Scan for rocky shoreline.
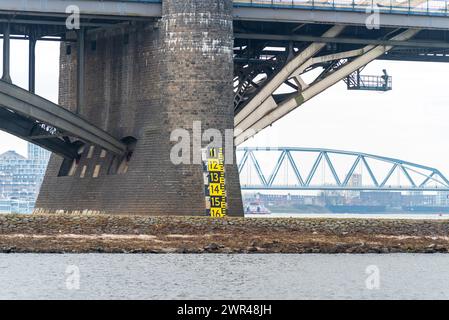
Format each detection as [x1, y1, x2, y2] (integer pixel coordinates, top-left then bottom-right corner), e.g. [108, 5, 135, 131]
[0, 214, 448, 254]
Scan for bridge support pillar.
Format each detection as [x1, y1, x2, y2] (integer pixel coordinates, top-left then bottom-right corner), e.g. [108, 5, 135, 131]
[28, 34, 36, 93]
[36, 0, 243, 216]
[2, 23, 11, 83]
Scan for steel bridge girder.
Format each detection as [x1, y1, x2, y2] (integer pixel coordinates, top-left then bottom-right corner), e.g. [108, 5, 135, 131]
[238, 147, 449, 192]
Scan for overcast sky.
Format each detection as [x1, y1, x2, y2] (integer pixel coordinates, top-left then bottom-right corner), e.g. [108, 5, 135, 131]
[1, 40, 448, 177]
[241, 60, 449, 177]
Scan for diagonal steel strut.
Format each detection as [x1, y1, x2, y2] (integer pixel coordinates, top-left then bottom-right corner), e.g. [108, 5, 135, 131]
[234, 25, 346, 127]
[235, 29, 420, 145]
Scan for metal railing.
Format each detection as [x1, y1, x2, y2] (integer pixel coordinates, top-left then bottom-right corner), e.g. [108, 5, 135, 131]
[234, 0, 449, 17]
[345, 73, 393, 91]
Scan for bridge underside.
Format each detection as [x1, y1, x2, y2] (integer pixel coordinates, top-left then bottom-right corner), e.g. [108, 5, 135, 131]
[233, 21, 449, 143]
[234, 21, 449, 64]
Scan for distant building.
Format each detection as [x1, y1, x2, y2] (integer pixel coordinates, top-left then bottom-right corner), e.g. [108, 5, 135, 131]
[360, 191, 402, 207]
[0, 143, 50, 214]
[401, 193, 437, 207]
[345, 173, 363, 199]
[28, 143, 51, 162]
[350, 174, 363, 187]
[436, 192, 449, 206]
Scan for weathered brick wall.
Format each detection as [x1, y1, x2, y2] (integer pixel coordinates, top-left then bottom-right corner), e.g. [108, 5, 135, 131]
[160, 0, 243, 216]
[36, 0, 244, 216]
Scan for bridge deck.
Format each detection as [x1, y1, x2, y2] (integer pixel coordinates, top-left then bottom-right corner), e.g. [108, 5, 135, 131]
[0, 0, 162, 19]
[235, 0, 449, 17]
[234, 0, 449, 30]
[0, 0, 448, 30]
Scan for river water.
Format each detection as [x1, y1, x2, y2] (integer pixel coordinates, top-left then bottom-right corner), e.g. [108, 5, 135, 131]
[247, 212, 449, 220]
[0, 254, 448, 300]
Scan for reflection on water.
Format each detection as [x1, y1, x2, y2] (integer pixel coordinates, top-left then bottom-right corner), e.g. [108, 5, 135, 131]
[0, 254, 448, 300]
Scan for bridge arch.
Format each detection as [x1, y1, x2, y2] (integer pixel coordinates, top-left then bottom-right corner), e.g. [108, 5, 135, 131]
[0, 81, 127, 159]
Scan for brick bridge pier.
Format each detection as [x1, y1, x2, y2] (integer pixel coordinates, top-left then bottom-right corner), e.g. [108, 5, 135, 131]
[36, 0, 244, 216]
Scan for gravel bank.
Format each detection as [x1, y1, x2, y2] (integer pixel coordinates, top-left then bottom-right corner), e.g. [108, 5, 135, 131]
[0, 214, 448, 254]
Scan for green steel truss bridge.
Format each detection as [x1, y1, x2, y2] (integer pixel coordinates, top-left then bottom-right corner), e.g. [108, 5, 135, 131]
[238, 147, 449, 191]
